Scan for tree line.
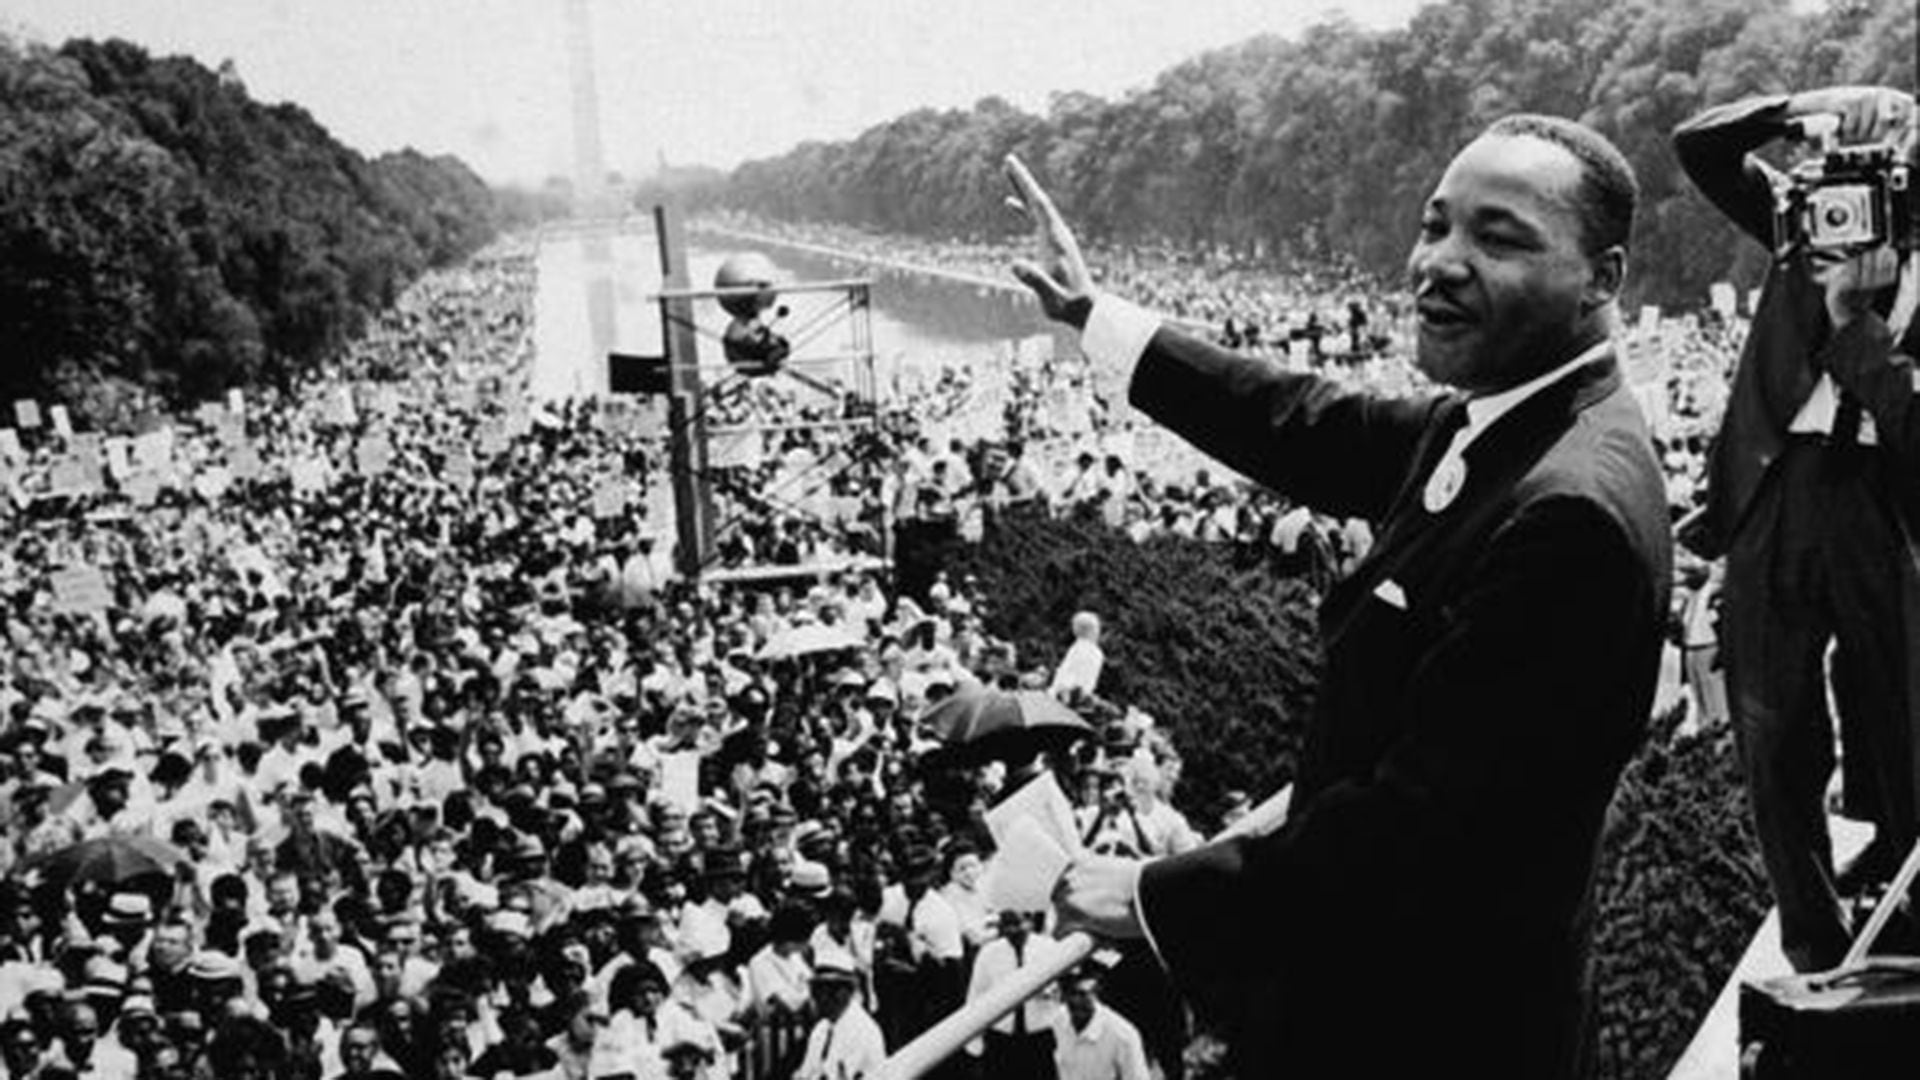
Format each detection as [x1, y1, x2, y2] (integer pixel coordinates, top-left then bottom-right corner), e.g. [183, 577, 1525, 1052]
[0, 34, 513, 418]
[681, 0, 1915, 308]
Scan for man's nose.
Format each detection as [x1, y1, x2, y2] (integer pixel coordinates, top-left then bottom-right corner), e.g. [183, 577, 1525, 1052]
[1410, 238, 1470, 292]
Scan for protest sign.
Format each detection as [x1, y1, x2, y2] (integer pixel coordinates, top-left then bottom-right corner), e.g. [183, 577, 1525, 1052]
[591, 477, 628, 520]
[51, 564, 113, 615]
[444, 448, 476, 489]
[660, 751, 701, 813]
[291, 457, 330, 494]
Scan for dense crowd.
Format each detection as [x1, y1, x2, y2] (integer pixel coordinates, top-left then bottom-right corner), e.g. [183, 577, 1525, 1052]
[0, 234, 1217, 1080]
[0, 216, 1752, 1080]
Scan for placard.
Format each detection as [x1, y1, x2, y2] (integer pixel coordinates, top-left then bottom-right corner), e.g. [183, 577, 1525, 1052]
[13, 400, 41, 429]
[659, 751, 701, 813]
[48, 455, 101, 496]
[194, 466, 234, 501]
[104, 438, 133, 479]
[290, 456, 330, 494]
[49, 405, 72, 438]
[477, 421, 510, 457]
[123, 470, 162, 506]
[708, 430, 759, 470]
[356, 435, 393, 477]
[324, 386, 358, 427]
[227, 388, 246, 418]
[443, 449, 475, 490]
[132, 428, 175, 470]
[591, 477, 628, 520]
[228, 440, 263, 481]
[51, 564, 113, 615]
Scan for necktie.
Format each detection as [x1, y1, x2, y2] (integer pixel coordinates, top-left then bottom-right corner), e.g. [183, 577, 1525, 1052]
[1421, 405, 1473, 514]
[1834, 259, 1917, 446]
[1831, 391, 1863, 446]
[1012, 938, 1026, 1035]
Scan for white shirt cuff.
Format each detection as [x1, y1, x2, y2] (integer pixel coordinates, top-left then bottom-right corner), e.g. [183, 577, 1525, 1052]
[1129, 860, 1170, 971]
[1080, 294, 1162, 378]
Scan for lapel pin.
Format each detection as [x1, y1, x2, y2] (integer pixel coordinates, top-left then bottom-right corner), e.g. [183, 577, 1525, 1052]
[1423, 454, 1466, 513]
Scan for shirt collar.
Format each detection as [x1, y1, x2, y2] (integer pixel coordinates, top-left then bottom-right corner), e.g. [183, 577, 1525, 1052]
[1461, 339, 1612, 442]
[1071, 1006, 1111, 1043]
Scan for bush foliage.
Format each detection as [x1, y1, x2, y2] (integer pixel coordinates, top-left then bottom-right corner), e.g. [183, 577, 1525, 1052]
[961, 511, 1766, 1079]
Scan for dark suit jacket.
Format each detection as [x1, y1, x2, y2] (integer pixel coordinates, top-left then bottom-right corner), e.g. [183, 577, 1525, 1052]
[1126, 329, 1672, 1079]
[1673, 93, 1920, 555]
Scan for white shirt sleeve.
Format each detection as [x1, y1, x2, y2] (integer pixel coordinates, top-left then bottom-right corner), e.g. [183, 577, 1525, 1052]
[1079, 295, 1163, 384]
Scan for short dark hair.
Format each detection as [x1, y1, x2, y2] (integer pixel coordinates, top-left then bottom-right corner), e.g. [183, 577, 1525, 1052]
[1482, 113, 1638, 255]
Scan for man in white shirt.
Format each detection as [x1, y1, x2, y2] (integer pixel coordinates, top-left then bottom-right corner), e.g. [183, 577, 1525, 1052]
[744, 905, 814, 1018]
[964, 911, 1061, 1080]
[1050, 965, 1150, 1080]
[794, 954, 884, 1080]
[1048, 612, 1105, 701]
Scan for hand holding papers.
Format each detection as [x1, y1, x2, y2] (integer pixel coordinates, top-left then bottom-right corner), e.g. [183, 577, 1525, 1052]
[980, 769, 1081, 913]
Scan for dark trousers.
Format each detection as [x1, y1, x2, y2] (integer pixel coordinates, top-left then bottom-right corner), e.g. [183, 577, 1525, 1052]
[981, 1030, 1056, 1080]
[1723, 439, 1918, 971]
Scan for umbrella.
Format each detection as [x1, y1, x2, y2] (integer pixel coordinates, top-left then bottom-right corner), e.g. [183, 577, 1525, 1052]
[27, 836, 187, 896]
[757, 622, 865, 661]
[918, 686, 1093, 769]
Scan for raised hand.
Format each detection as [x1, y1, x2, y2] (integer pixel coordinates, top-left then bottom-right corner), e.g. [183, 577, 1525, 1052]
[1004, 154, 1095, 329]
[1789, 85, 1915, 148]
[1051, 852, 1145, 941]
[1813, 244, 1902, 329]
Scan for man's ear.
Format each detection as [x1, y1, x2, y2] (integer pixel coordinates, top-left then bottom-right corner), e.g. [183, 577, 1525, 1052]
[1584, 246, 1626, 313]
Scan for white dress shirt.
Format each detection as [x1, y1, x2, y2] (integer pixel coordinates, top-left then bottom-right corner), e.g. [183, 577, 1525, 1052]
[964, 934, 1064, 1051]
[1051, 1003, 1151, 1080]
[794, 1003, 886, 1080]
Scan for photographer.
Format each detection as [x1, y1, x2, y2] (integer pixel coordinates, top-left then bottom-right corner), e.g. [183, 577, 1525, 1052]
[1674, 85, 1920, 973]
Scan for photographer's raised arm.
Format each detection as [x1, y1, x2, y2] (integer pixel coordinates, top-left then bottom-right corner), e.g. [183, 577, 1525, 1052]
[1672, 87, 1916, 246]
[1002, 155, 1440, 522]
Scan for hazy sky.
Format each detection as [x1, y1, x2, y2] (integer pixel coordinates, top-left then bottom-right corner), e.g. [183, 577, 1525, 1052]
[6, 0, 1430, 185]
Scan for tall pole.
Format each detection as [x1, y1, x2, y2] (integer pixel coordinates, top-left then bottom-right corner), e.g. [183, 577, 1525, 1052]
[656, 205, 716, 576]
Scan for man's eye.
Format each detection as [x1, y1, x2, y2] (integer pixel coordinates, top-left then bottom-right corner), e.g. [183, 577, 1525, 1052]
[1419, 219, 1446, 240]
[1479, 229, 1532, 251]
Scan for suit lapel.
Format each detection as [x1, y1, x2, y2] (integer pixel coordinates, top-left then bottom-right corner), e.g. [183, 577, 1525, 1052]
[1323, 356, 1624, 641]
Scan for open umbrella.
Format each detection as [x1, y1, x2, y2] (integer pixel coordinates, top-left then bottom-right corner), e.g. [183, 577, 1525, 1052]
[757, 622, 865, 661]
[27, 835, 187, 896]
[918, 686, 1093, 769]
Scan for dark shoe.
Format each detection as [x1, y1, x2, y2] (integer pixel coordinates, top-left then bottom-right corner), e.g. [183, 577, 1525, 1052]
[1836, 837, 1902, 897]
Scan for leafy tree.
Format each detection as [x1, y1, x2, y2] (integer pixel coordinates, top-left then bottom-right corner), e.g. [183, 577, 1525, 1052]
[700, 0, 1917, 308]
[0, 32, 508, 415]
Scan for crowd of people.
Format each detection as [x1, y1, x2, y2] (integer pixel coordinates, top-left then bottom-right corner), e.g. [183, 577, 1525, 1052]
[0, 208, 1758, 1080]
[0, 231, 1221, 1080]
